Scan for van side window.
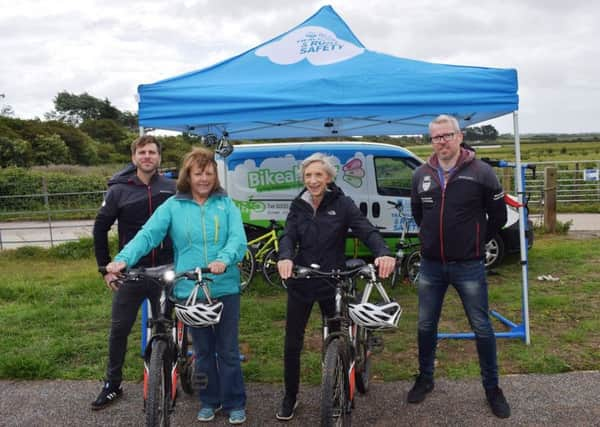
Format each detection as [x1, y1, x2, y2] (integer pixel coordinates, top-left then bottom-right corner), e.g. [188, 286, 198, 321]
[374, 157, 419, 197]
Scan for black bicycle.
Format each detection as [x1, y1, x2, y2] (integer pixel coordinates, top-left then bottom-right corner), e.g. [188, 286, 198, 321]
[292, 260, 402, 427]
[387, 200, 421, 287]
[105, 265, 217, 427]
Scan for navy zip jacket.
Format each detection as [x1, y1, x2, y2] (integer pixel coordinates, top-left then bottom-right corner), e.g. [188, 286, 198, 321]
[279, 183, 391, 299]
[93, 164, 175, 269]
[411, 148, 507, 263]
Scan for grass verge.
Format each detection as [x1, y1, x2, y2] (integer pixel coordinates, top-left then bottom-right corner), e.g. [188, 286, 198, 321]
[0, 234, 598, 384]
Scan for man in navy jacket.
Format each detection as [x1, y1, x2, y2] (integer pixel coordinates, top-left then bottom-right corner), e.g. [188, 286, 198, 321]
[408, 115, 510, 419]
[91, 135, 174, 410]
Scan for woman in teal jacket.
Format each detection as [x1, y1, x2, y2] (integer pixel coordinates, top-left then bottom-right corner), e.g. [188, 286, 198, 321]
[106, 147, 248, 424]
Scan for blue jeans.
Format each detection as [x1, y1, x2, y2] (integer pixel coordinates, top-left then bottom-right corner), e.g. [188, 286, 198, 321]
[189, 293, 246, 411]
[417, 258, 499, 389]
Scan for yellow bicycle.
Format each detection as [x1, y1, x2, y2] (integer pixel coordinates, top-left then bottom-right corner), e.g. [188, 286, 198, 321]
[239, 220, 285, 290]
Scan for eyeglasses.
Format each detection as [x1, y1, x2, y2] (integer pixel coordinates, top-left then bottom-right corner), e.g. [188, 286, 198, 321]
[430, 132, 456, 144]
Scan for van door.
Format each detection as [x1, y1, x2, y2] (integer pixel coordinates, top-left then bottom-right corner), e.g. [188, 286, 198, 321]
[366, 156, 421, 234]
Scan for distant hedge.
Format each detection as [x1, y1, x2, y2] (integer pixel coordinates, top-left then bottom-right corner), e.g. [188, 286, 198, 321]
[0, 167, 107, 216]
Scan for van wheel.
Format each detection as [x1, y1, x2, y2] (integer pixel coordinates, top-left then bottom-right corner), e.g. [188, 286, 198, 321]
[485, 235, 505, 269]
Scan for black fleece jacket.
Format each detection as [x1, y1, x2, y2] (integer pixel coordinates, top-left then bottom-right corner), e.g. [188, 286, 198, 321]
[411, 148, 507, 263]
[279, 183, 391, 272]
[93, 164, 175, 269]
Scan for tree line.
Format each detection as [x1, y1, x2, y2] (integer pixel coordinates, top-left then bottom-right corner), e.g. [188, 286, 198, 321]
[0, 91, 499, 168]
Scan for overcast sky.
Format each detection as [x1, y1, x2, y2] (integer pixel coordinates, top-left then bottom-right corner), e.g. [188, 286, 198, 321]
[1, 0, 598, 134]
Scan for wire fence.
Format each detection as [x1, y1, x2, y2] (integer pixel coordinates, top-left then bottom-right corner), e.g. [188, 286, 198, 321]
[520, 160, 600, 207]
[0, 177, 106, 248]
[1, 160, 599, 249]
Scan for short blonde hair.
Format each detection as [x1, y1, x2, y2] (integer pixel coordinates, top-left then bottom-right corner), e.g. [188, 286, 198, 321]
[176, 147, 222, 194]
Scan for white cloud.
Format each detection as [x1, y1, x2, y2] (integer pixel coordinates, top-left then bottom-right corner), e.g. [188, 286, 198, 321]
[1, 0, 599, 133]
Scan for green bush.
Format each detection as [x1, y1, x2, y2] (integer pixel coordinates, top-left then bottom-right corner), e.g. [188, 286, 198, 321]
[47, 237, 96, 260]
[0, 167, 107, 214]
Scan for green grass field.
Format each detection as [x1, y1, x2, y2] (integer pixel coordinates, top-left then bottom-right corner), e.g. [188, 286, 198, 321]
[1, 234, 598, 384]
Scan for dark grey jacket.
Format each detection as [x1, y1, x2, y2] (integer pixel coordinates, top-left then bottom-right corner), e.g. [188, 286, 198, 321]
[93, 164, 175, 269]
[411, 148, 507, 263]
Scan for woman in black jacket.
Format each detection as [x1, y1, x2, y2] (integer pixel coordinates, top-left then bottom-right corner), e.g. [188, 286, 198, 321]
[274, 153, 395, 421]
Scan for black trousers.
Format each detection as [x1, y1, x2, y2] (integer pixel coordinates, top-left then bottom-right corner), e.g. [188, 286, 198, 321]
[283, 286, 335, 398]
[105, 279, 160, 384]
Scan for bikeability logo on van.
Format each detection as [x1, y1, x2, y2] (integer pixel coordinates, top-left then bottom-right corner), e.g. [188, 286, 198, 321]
[248, 166, 301, 192]
[255, 26, 364, 66]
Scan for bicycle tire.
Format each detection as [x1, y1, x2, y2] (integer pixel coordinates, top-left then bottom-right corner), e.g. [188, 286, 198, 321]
[406, 251, 421, 286]
[261, 248, 285, 289]
[239, 247, 256, 291]
[320, 339, 351, 427]
[179, 326, 195, 395]
[355, 326, 371, 394]
[390, 259, 402, 288]
[146, 340, 171, 427]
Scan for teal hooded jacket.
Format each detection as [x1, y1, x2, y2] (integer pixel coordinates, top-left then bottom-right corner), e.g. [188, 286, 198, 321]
[114, 190, 247, 299]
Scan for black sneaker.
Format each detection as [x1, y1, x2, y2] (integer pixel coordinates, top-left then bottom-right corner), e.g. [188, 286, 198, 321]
[407, 374, 434, 403]
[91, 381, 123, 410]
[275, 396, 298, 421]
[486, 386, 511, 418]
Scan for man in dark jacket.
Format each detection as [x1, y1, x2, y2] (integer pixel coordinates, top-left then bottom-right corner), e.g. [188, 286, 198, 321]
[408, 115, 510, 418]
[91, 135, 175, 410]
[275, 153, 395, 421]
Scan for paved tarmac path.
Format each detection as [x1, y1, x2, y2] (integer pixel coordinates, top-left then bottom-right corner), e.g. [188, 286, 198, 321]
[1, 371, 599, 426]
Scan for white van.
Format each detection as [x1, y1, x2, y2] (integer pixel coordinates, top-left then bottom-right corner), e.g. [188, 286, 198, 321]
[217, 141, 420, 230]
[216, 141, 530, 267]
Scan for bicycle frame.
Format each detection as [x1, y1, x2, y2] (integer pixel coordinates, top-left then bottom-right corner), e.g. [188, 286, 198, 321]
[242, 220, 285, 289]
[246, 219, 281, 262]
[247, 228, 279, 262]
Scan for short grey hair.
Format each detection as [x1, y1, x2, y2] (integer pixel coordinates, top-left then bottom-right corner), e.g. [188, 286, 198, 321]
[429, 114, 460, 133]
[300, 153, 337, 180]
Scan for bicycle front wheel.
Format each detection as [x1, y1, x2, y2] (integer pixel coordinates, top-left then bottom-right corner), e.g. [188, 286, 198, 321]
[320, 339, 351, 427]
[146, 340, 172, 427]
[179, 325, 195, 395]
[239, 248, 256, 291]
[355, 326, 372, 394]
[261, 248, 285, 289]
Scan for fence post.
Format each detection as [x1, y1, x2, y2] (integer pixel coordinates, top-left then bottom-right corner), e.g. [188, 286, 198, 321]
[42, 177, 55, 247]
[502, 168, 513, 193]
[544, 167, 557, 233]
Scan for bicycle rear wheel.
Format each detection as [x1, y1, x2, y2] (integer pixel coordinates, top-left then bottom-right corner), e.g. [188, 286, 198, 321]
[146, 340, 172, 427]
[355, 326, 372, 394]
[239, 248, 256, 291]
[320, 339, 351, 427]
[406, 251, 421, 286]
[261, 248, 285, 289]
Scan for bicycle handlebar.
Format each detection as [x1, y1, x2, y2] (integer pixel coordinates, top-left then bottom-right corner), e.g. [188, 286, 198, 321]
[292, 262, 376, 281]
[99, 265, 214, 286]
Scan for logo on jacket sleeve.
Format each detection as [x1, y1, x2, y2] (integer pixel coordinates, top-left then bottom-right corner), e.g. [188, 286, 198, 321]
[422, 175, 432, 192]
[327, 210, 337, 215]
